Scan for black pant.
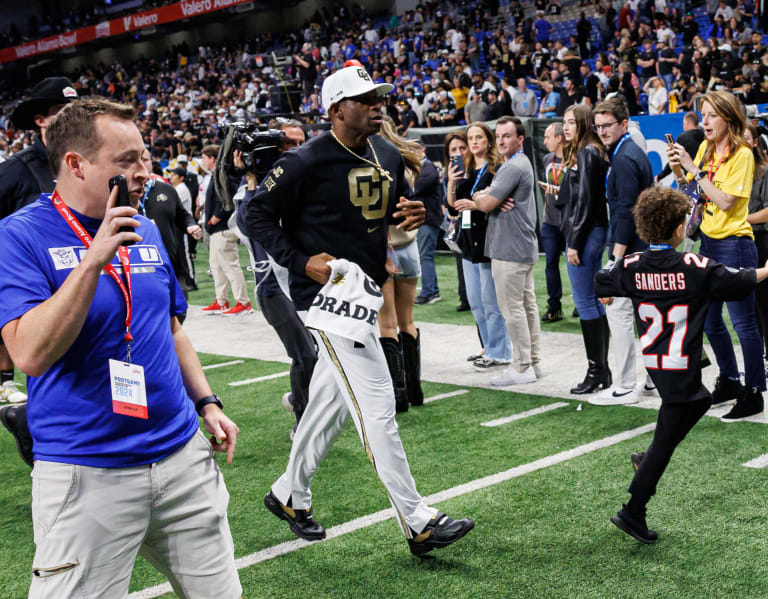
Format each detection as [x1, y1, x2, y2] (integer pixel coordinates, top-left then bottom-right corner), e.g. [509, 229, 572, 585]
[455, 253, 468, 305]
[629, 397, 711, 504]
[257, 292, 317, 418]
[753, 230, 768, 356]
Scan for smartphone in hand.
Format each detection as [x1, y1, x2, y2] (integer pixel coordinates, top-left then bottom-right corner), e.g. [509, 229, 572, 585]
[664, 133, 675, 145]
[449, 154, 465, 178]
[109, 174, 135, 246]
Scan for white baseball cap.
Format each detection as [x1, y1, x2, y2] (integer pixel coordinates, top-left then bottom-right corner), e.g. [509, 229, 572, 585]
[321, 66, 393, 111]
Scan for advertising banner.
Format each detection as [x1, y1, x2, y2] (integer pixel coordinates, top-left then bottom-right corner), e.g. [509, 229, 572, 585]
[0, 0, 253, 64]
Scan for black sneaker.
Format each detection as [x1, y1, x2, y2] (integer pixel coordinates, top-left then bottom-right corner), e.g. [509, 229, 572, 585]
[541, 308, 564, 323]
[711, 376, 742, 407]
[407, 512, 475, 556]
[0, 404, 33, 468]
[610, 505, 658, 544]
[456, 302, 471, 312]
[721, 388, 764, 422]
[264, 491, 326, 541]
[631, 451, 645, 472]
[415, 292, 441, 305]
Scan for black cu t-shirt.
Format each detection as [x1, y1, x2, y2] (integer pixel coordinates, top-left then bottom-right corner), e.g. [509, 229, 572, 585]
[595, 249, 756, 403]
[245, 131, 409, 310]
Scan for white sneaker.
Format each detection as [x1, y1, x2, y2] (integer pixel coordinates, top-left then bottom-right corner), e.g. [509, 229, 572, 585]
[282, 392, 294, 413]
[533, 365, 543, 379]
[588, 386, 640, 406]
[1, 381, 26, 403]
[490, 366, 537, 386]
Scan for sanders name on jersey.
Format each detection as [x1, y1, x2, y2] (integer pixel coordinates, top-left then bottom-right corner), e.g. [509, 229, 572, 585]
[634, 272, 687, 291]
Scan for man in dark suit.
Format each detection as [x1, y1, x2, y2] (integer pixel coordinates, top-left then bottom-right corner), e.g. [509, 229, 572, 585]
[140, 152, 202, 311]
[592, 98, 655, 406]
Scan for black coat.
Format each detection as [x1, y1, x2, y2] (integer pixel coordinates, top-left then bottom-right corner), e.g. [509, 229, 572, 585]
[451, 165, 496, 263]
[144, 179, 196, 280]
[413, 159, 444, 229]
[0, 138, 54, 219]
[558, 145, 609, 254]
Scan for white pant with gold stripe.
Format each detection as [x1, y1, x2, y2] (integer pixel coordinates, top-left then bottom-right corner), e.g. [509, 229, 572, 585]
[271, 328, 437, 538]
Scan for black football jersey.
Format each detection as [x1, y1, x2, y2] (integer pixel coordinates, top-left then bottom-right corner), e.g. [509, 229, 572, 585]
[245, 131, 409, 311]
[595, 249, 757, 403]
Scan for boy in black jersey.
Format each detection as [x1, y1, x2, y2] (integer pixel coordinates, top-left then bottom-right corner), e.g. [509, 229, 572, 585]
[595, 187, 768, 544]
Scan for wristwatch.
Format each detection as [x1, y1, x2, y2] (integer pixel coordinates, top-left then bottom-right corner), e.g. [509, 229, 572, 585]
[195, 393, 223, 415]
[694, 170, 707, 182]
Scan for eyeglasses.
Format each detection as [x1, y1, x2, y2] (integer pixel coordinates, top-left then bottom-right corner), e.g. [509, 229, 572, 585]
[595, 121, 618, 131]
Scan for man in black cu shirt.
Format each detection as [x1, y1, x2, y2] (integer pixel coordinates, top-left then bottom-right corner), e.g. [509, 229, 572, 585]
[595, 187, 768, 545]
[245, 65, 474, 557]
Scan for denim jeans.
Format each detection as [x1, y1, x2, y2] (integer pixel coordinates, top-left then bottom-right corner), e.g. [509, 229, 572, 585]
[417, 224, 440, 296]
[541, 222, 566, 312]
[462, 259, 512, 362]
[566, 226, 607, 321]
[699, 233, 766, 390]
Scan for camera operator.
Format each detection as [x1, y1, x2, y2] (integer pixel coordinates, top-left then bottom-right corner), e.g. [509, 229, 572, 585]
[0, 77, 78, 468]
[236, 118, 317, 439]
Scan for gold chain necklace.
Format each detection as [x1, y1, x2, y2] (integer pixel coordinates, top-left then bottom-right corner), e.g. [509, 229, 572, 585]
[330, 130, 393, 182]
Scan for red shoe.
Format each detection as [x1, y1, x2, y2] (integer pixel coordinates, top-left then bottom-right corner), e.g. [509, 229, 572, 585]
[222, 302, 253, 316]
[202, 300, 229, 314]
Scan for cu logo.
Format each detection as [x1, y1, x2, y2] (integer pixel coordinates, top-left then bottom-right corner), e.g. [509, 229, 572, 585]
[363, 277, 382, 298]
[347, 167, 389, 220]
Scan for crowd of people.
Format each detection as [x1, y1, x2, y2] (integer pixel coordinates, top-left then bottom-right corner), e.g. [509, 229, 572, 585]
[3, 0, 768, 163]
[3, 0, 768, 593]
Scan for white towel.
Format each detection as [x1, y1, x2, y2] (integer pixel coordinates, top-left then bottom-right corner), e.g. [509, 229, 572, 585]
[305, 259, 384, 344]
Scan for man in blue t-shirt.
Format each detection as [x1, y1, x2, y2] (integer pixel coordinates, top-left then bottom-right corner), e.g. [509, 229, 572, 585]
[0, 98, 242, 598]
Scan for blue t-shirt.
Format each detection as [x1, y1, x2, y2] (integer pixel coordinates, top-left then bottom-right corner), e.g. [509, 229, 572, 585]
[0, 196, 198, 467]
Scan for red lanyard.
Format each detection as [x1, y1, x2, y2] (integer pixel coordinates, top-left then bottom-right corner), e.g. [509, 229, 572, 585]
[50, 191, 135, 357]
[707, 145, 729, 183]
[552, 159, 563, 186]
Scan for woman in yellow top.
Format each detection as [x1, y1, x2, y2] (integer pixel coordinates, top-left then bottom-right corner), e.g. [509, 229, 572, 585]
[667, 90, 765, 421]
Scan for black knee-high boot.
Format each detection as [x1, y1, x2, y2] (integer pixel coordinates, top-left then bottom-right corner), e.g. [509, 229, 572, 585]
[400, 329, 424, 407]
[571, 317, 613, 394]
[380, 337, 409, 412]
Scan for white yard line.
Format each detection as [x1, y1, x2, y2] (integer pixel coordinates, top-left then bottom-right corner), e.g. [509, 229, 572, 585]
[742, 453, 768, 469]
[228, 371, 290, 387]
[202, 360, 245, 371]
[129, 421, 656, 599]
[481, 402, 570, 427]
[424, 389, 469, 404]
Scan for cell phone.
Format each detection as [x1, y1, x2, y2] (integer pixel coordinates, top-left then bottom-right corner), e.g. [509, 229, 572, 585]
[538, 180, 559, 192]
[450, 154, 465, 177]
[109, 174, 135, 246]
[665, 133, 675, 145]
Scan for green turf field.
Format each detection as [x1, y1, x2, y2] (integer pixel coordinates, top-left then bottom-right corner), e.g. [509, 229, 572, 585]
[2, 353, 767, 598]
[187, 245, 584, 335]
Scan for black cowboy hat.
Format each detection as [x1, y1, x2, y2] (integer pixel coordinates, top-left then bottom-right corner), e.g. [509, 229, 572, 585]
[11, 77, 78, 130]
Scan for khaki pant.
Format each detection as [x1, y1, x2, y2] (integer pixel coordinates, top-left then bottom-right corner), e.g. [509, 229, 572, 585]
[209, 229, 249, 305]
[491, 259, 541, 372]
[29, 431, 241, 599]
